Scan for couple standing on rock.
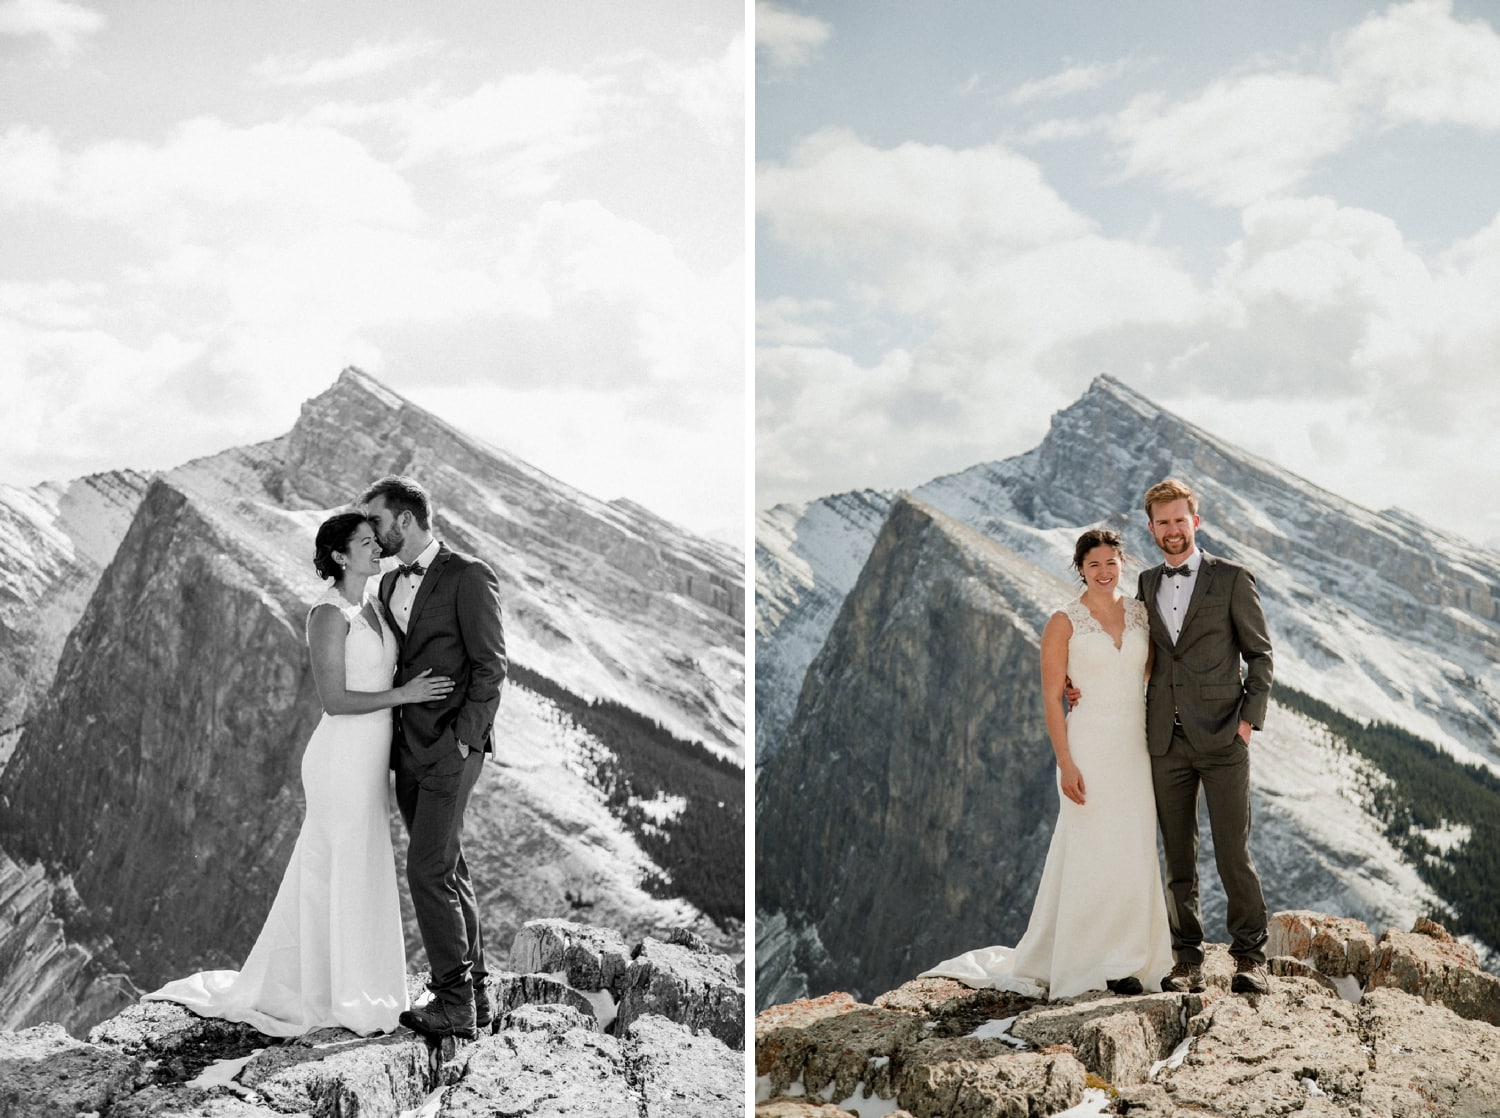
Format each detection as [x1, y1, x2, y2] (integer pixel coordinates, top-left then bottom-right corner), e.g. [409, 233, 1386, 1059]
[145, 474, 507, 1041]
[924, 478, 1275, 999]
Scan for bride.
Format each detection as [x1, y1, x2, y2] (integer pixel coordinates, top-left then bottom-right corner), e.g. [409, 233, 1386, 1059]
[922, 528, 1172, 999]
[144, 512, 453, 1036]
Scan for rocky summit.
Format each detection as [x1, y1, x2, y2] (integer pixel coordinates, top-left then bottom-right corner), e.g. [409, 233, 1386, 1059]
[754, 912, 1500, 1118]
[0, 919, 745, 1118]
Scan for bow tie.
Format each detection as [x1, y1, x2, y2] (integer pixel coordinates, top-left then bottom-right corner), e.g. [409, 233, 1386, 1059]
[397, 560, 426, 578]
[1164, 565, 1193, 578]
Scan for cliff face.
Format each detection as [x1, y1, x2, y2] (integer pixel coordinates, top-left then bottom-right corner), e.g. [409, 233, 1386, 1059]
[757, 497, 1068, 1001]
[1, 480, 320, 987]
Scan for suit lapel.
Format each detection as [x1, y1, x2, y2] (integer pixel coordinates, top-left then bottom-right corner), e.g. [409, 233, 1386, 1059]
[1177, 553, 1216, 638]
[405, 545, 451, 644]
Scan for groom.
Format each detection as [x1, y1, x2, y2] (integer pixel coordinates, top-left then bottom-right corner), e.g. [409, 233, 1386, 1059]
[1139, 478, 1273, 996]
[361, 475, 508, 1039]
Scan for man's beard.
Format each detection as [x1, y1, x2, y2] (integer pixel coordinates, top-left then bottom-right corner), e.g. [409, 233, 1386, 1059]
[377, 525, 405, 558]
[1159, 533, 1191, 556]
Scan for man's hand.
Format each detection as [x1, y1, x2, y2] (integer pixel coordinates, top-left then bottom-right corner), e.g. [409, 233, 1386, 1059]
[457, 738, 470, 759]
[1237, 720, 1253, 746]
[1064, 676, 1081, 707]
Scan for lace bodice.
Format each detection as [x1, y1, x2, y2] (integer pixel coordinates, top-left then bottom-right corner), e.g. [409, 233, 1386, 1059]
[306, 588, 397, 695]
[1057, 596, 1149, 720]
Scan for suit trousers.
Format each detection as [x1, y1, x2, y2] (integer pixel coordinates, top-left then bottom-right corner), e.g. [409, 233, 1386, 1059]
[1150, 723, 1268, 965]
[394, 739, 488, 1006]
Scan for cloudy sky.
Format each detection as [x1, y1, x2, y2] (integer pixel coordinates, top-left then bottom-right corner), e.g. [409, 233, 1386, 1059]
[756, 0, 1500, 550]
[1, 0, 744, 545]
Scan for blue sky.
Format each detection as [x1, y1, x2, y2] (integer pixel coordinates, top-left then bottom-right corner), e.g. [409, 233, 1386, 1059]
[756, 0, 1500, 548]
[1, 0, 744, 544]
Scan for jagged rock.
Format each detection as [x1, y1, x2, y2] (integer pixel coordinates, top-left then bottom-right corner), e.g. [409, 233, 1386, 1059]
[106, 1086, 285, 1117]
[0, 849, 136, 1034]
[0, 1022, 140, 1117]
[510, 918, 632, 994]
[621, 1012, 744, 1118]
[89, 998, 263, 1057]
[617, 936, 745, 1050]
[894, 1040, 1087, 1118]
[500, 1002, 597, 1033]
[1009, 992, 1185, 1086]
[1267, 955, 1343, 996]
[493, 971, 603, 1029]
[1367, 916, 1500, 1024]
[760, 922, 1500, 1116]
[237, 1030, 435, 1116]
[439, 1017, 638, 1117]
[758, 1006, 926, 1101]
[1267, 910, 1377, 982]
[755, 1103, 871, 1118]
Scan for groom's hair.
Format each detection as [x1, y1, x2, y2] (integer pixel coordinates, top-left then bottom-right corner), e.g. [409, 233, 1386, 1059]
[360, 475, 433, 530]
[1143, 478, 1198, 518]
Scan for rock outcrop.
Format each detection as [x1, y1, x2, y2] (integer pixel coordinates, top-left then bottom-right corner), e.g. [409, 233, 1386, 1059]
[0, 919, 745, 1117]
[755, 914, 1500, 1118]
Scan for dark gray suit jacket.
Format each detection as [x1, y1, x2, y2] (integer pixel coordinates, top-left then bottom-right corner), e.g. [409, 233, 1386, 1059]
[379, 544, 508, 762]
[1138, 552, 1273, 756]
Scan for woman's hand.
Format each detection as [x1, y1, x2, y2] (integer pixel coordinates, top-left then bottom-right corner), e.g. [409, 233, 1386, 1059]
[1059, 760, 1086, 805]
[398, 668, 455, 705]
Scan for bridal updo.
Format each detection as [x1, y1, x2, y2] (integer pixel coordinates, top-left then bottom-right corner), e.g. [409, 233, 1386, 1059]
[1071, 527, 1124, 583]
[313, 512, 371, 582]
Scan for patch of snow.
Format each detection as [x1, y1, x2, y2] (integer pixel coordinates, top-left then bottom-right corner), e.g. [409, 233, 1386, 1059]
[186, 1047, 263, 1092]
[1331, 974, 1364, 1002]
[1151, 1035, 1194, 1079]
[629, 792, 688, 828]
[1410, 820, 1471, 855]
[965, 1016, 1028, 1048]
[1302, 1076, 1327, 1097]
[832, 1087, 905, 1116]
[1052, 1087, 1115, 1117]
[398, 1085, 448, 1118]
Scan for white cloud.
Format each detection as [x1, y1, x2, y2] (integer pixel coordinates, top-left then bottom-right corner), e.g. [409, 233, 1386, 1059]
[0, 124, 61, 207]
[0, 0, 102, 59]
[1009, 58, 1134, 105]
[252, 38, 440, 87]
[643, 32, 746, 146]
[755, 1, 830, 71]
[759, 129, 1091, 265]
[1111, 73, 1355, 207]
[1336, 0, 1500, 130]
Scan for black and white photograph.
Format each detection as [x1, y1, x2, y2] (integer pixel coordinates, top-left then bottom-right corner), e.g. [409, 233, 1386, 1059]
[0, 1, 746, 1113]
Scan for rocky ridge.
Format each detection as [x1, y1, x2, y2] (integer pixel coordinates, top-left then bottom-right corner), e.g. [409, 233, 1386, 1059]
[755, 912, 1500, 1118]
[0, 919, 745, 1118]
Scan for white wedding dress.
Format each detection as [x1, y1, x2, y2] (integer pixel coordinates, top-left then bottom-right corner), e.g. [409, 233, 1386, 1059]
[144, 588, 408, 1036]
[922, 596, 1173, 999]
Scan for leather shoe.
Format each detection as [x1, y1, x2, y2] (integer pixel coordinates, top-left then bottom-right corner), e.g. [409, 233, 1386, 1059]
[1106, 976, 1143, 996]
[1231, 957, 1270, 995]
[1160, 961, 1204, 993]
[473, 978, 493, 1030]
[400, 998, 477, 1040]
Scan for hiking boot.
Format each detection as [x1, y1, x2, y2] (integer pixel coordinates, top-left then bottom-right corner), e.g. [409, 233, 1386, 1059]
[1160, 961, 1204, 993]
[400, 998, 477, 1040]
[1231, 957, 1270, 995]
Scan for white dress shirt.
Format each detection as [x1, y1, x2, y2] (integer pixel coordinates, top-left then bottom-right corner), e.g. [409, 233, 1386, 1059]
[389, 538, 441, 635]
[1155, 547, 1202, 645]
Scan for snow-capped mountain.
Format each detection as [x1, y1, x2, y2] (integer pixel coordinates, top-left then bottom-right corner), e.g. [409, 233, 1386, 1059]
[0, 368, 744, 1033]
[755, 375, 1500, 1006]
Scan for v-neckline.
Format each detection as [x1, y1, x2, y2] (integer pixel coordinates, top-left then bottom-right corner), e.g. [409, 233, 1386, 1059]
[1079, 595, 1126, 652]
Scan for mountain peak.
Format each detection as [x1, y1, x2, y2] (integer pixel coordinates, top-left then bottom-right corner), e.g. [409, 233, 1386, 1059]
[322, 366, 409, 413]
[1077, 373, 1164, 423]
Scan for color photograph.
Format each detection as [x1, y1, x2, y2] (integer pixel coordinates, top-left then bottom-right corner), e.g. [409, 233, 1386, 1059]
[755, 3, 1500, 1114]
